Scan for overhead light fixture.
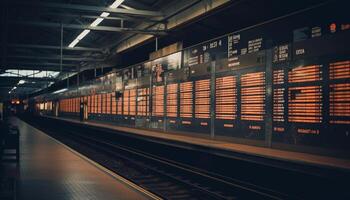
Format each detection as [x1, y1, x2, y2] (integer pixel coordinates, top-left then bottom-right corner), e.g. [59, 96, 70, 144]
[77, 29, 91, 40]
[18, 80, 26, 85]
[110, 0, 124, 8]
[68, 39, 80, 48]
[68, 0, 124, 48]
[100, 12, 110, 17]
[90, 18, 104, 27]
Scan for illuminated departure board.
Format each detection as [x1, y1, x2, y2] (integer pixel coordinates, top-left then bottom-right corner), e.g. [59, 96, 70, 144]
[241, 72, 266, 121]
[183, 38, 227, 68]
[273, 88, 285, 123]
[167, 83, 178, 117]
[129, 89, 136, 116]
[106, 93, 111, 114]
[195, 79, 210, 119]
[95, 95, 98, 114]
[152, 86, 164, 117]
[288, 65, 323, 124]
[180, 82, 193, 118]
[97, 94, 101, 113]
[137, 88, 149, 116]
[111, 93, 117, 114]
[288, 86, 322, 125]
[273, 69, 285, 124]
[102, 94, 106, 114]
[91, 95, 95, 113]
[117, 94, 122, 115]
[330, 60, 350, 80]
[330, 60, 350, 124]
[216, 76, 237, 120]
[123, 90, 130, 116]
[288, 65, 322, 83]
[87, 96, 91, 113]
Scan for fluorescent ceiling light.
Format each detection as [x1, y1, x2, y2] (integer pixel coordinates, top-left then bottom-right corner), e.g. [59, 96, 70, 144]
[67, 0, 124, 48]
[52, 88, 68, 94]
[100, 12, 110, 17]
[91, 18, 104, 27]
[110, 0, 124, 8]
[68, 39, 80, 48]
[77, 29, 90, 40]
[18, 80, 26, 85]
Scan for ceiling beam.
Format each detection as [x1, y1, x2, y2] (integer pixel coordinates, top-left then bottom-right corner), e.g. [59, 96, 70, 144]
[0, 76, 57, 82]
[44, 13, 164, 23]
[5, 61, 76, 67]
[3, 65, 76, 72]
[0, 85, 45, 89]
[8, 44, 104, 52]
[12, 2, 163, 17]
[11, 21, 167, 35]
[5, 55, 105, 62]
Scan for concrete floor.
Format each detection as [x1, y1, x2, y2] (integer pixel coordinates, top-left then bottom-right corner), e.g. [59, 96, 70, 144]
[3, 117, 155, 200]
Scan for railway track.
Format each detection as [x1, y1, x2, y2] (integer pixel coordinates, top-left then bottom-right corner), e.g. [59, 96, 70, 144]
[23, 116, 287, 200]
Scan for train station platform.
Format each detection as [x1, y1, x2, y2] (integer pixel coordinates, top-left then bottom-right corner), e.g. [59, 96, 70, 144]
[1, 117, 158, 200]
[47, 116, 350, 171]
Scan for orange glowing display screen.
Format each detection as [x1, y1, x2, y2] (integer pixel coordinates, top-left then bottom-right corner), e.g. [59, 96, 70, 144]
[137, 88, 149, 116]
[180, 82, 193, 118]
[123, 90, 130, 116]
[152, 86, 164, 117]
[288, 65, 323, 124]
[216, 76, 237, 120]
[329, 60, 350, 124]
[241, 72, 266, 121]
[195, 79, 210, 119]
[129, 89, 136, 116]
[167, 84, 178, 117]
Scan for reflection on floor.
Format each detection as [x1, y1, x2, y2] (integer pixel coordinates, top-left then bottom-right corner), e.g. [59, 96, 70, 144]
[1, 117, 153, 200]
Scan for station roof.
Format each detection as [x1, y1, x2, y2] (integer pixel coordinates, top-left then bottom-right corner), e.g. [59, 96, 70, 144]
[0, 0, 327, 101]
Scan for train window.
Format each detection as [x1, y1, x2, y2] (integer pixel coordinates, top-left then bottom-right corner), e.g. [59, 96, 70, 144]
[195, 79, 210, 119]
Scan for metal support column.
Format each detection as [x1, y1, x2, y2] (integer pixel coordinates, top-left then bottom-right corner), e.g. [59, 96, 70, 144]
[60, 23, 63, 72]
[210, 58, 216, 138]
[77, 66, 80, 87]
[135, 78, 138, 127]
[155, 37, 158, 51]
[265, 48, 273, 147]
[67, 73, 69, 88]
[1, 4, 8, 72]
[163, 75, 167, 132]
